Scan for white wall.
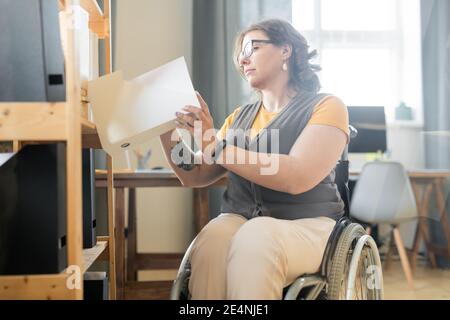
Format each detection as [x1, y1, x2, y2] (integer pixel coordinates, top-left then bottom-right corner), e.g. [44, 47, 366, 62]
[387, 123, 425, 170]
[115, 0, 193, 79]
[114, 0, 194, 257]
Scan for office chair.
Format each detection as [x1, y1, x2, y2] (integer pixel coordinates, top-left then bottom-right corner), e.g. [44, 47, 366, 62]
[350, 161, 418, 288]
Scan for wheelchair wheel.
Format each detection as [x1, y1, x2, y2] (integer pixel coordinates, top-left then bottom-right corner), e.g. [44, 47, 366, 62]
[170, 264, 191, 300]
[170, 236, 197, 300]
[327, 223, 383, 300]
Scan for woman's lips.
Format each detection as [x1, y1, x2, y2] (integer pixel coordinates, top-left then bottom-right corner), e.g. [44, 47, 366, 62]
[245, 69, 255, 76]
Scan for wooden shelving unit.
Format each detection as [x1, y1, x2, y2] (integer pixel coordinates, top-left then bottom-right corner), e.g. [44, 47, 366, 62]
[0, 0, 116, 300]
[83, 241, 108, 274]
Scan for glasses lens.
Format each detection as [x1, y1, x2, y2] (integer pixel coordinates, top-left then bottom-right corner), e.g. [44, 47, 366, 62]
[243, 41, 253, 58]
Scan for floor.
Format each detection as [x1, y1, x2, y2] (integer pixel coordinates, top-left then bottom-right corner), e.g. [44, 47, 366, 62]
[383, 258, 450, 300]
[128, 257, 450, 300]
[130, 257, 450, 300]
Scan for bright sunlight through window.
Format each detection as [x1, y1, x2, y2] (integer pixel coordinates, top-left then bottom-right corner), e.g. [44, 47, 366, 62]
[292, 0, 423, 123]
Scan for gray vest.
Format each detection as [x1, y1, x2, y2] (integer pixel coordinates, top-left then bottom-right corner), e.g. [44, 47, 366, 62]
[220, 90, 345, 221]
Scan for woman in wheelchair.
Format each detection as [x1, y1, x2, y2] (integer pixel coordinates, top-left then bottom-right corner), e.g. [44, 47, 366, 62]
[160, 19, 383, 300]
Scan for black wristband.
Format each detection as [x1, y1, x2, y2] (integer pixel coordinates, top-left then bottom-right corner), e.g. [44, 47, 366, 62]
[211, 139, 227, 163]
[171, 140, 196, 171]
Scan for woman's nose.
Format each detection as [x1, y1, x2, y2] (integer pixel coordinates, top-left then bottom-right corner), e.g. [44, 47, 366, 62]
[238, 55, 250, 68]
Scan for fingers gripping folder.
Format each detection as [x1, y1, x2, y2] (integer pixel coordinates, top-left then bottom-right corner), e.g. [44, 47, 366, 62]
[88, 57, 199, 156]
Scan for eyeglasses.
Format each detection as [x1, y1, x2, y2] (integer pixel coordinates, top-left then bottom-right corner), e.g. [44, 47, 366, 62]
[237, 39, 273, 65]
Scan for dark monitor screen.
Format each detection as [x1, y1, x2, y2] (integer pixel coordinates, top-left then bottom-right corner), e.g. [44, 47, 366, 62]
[348, 106, 387, 153]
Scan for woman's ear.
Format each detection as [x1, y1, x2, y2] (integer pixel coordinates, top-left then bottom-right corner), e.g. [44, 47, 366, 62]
[281, 44, 292, 60]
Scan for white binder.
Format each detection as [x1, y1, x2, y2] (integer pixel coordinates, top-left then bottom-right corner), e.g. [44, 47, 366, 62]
[88, 57, 198, 156]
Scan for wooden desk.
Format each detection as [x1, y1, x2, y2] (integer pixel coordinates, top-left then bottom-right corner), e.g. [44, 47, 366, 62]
[350, 169, 450, 272]
[95, 170, 227, 299]
[99, 168, 449, 298]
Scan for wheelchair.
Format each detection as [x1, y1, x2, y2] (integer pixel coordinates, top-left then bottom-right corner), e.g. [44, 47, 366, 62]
[170, 126, 384, 300]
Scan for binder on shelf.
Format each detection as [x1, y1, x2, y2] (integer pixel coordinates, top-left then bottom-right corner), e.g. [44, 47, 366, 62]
[84, 272, 109, 300]
[0, 0, 66, 102]
[0, 144, 67, 275]
[83, 148, 97, 249]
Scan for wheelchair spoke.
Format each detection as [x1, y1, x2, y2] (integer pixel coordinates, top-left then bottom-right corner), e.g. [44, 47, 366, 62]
[361, 247, 369, 299]
[348, 243, 372, 299]
[355, 249, 364, 299]
[340, 251, 351, 299]
[345, 246, 368, 300]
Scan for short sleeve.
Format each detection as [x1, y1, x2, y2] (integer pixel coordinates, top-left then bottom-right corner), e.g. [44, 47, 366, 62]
[307, 96, 349, 141]
[216, 107, 241, 140]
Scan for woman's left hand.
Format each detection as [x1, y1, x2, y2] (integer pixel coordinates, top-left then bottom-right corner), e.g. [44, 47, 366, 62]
[175, 91, 217, 152]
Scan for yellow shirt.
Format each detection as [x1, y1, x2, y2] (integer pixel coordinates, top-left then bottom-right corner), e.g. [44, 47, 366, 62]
[216, 95, 349, 142]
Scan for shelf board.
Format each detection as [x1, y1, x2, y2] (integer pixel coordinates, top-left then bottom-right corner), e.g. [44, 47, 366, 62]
[59, 0, 107, 39]
[95, 236, 110, 262]
[83, 240, 108, 273]
[97, 236, 109, 242]
[81, 118, 97, 135]
[81, 119, 102, 149]
[80, 0, 104, 21]
[0, 102, 67, 141]
[0, 238, 109, 299]
[58, 0, 65, 10]
[0, 102, 99, 143]
[59, 0, 103, 20]
[0, 273, 77, 300]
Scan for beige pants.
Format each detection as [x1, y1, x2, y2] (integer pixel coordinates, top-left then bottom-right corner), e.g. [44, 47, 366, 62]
[188, 213, 336, 300]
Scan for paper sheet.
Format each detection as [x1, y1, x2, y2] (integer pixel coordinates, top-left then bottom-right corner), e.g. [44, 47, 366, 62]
[88, 57, 199, 156]
[0, 153, 14, 167]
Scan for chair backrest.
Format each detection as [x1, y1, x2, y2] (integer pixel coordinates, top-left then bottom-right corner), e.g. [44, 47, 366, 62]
[334, 125, 358, 217]
[335, 160, 350, 216]
[349, 161, 418, 224]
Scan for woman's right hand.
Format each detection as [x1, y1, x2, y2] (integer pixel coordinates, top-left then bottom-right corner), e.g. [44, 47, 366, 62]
[174, 91, 218, 154]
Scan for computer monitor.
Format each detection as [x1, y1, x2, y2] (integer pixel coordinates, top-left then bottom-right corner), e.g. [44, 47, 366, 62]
[348, 106, 387, 153]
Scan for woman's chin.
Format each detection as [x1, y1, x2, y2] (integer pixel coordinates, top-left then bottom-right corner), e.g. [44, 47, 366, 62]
[248, 77, 263, 89]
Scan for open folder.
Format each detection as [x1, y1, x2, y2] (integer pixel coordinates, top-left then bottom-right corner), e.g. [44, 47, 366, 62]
[88, 57, 199, 156]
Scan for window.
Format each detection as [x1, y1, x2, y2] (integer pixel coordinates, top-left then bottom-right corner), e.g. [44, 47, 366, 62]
[292, 0, 423, 124]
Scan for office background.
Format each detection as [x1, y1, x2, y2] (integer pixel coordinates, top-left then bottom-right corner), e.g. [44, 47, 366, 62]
[90, 0, 450, 281]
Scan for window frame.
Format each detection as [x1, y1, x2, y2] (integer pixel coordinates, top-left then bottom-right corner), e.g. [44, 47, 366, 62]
[292, 0, 423, 125]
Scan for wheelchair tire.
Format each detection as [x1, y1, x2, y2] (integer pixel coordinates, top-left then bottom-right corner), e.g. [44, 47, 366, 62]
[327, 223, 376, 300]
[171, 269, 191, 300]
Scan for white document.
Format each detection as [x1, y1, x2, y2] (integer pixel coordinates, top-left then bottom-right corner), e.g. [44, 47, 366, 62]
[88, 57, 198, 156]
[0, 153, 15, 167]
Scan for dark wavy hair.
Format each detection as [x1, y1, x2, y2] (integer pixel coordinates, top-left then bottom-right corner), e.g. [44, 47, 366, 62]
[233, 19, 321, 93]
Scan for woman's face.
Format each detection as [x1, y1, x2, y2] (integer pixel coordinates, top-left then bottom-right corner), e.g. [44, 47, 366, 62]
[238, 30, 289, 90]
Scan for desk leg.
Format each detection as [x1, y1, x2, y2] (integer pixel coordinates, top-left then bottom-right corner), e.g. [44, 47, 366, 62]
[193, 188, 210, 234]
[114, 187, 126, 300]
[127, 188, 138, 282]
[411, 181, 423, 272]
[434, 179, 450, 257]
[106, 155, 117, 300]
[411, 182, 437, 271]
